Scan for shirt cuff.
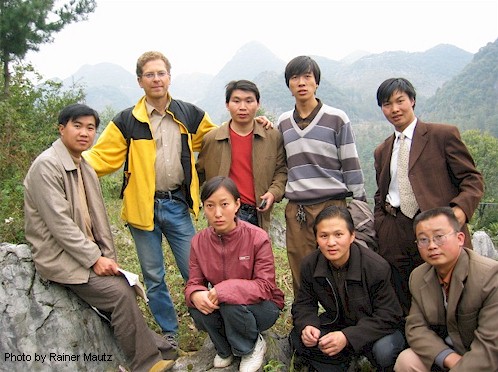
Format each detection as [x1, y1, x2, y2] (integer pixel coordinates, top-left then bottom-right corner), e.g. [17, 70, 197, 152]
[435, 348, 455, 371]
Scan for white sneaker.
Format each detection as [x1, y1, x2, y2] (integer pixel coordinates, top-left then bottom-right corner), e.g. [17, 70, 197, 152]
[213, 354, 234, 368]
[239, 334, 267, 372]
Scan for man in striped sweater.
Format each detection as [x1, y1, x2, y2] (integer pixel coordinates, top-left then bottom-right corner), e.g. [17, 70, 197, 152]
[277, 56, 367, 295]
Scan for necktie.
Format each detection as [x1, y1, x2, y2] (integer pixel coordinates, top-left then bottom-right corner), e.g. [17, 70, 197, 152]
[397, 134, 419, 218]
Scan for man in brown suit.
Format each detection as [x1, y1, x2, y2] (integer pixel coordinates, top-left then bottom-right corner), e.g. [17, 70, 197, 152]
[373, 78, 483, 314]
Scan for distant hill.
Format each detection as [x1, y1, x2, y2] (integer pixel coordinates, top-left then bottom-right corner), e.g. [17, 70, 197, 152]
[63, 63, 142, 110]
[420, 38, 498, 136]
[60, 40, 482, 125]
[195, 41, 287, 122]
[170, 72, 213, 105]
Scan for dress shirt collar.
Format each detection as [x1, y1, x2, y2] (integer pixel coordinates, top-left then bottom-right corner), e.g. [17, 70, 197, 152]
[395, 118, 417, 141]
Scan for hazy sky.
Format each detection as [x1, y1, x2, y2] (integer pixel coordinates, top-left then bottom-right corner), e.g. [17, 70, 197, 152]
[27, 0, 498, 80]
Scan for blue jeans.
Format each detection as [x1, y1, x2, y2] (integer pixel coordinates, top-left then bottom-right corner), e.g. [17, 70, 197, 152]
[128, 193, 196, 335]
[189, 301, 280, 357]
[238, 204, 259, 227]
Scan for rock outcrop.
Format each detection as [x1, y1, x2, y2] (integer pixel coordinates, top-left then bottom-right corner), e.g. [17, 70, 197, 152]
[472, 230, 498, 259]
[0, 243, 127, 371]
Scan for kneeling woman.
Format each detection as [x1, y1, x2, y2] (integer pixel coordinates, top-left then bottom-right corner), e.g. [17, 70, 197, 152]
[290, 206, 405, 371]
[185, 176, 284, 372]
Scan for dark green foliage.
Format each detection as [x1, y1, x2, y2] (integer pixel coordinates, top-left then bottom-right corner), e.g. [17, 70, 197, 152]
[0, 0, 96, 95]
[462, 130, 498, 231]
[0, 63, 84, 242]
[421, 38, 498, 136]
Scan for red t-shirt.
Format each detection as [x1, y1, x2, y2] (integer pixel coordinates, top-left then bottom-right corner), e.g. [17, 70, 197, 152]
[228, 127, 256, 206]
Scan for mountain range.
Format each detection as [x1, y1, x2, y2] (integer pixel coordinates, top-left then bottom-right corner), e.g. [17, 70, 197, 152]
[62, 39, 497, 134]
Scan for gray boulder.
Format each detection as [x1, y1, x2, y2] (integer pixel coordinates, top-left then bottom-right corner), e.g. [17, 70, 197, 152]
[472, 230, 498, 259]
[0, 243, 127, 371]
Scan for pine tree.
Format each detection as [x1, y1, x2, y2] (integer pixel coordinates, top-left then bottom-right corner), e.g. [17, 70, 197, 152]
[0, 0, 96, 96]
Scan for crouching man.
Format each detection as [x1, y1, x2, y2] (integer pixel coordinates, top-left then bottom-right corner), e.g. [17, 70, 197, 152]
[395, 207, 498, 371]
[290, 206, 405, 371]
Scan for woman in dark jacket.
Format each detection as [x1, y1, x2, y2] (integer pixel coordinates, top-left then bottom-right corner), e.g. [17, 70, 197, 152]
[290, 206, 405, 371]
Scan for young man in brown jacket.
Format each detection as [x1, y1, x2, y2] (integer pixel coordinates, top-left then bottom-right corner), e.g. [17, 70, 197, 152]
[197, 80, 287, 232]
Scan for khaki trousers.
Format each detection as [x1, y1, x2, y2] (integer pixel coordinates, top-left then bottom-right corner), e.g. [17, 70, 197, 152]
[66, 272, 172, 372]
[394, 348, 431, 372]
[285, 199, 346, 296]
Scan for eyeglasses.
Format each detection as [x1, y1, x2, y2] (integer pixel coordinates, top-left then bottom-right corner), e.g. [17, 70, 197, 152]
[141, 71, 170, 80]
[415, 231, 457, 248]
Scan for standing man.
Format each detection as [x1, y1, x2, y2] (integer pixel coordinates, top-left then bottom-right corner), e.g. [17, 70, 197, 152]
[83, 51, 218, 345]
[278, 56, 366, 295]
[83, 52, 271, 344]
[373, 77, 484, 314]
[24, 104, 175, 372]
[197, 80, 287, 232]
[394, 207, 498, 371]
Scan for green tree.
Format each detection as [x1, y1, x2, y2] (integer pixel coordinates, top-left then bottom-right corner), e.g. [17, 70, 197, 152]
[0, 0, 96, 96]
[0, 62, 84, 242]
[462, 129, 498, 231]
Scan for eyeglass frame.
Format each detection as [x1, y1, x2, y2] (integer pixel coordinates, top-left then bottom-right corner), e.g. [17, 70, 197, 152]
[140, 71, 170, 80]
[415, 231, 458, 248]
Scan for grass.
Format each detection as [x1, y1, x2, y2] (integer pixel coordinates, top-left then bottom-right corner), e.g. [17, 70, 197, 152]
[102, 175, 295, 355]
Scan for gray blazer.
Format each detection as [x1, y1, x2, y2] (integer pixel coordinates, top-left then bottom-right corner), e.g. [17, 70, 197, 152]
[24, 139, 115, 284]
[406, 248, 498, 370]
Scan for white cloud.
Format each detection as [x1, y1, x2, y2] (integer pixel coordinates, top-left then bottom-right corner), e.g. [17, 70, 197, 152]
[27, 0, 498, 80]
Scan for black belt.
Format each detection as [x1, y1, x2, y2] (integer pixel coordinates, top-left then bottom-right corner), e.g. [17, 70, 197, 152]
[240, 203, 257, 214]
[154, 187, 182, 200]
[384, 202, 400, 217]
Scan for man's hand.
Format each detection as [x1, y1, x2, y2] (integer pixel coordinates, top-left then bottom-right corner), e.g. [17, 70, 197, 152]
[92, 256, 120, 276]
[443, 352, 462, 369]
[451, 206, 466, 228]
[191, 290, 220, 315]
[257, 192, 275, 212]
[301, 326, 321, 347]
[318, 331, 348, 356]
[255, 116, 274, 130]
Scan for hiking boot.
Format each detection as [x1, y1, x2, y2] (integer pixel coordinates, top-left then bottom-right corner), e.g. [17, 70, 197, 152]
[239, 334, 266, 372]
[214, 354, 234, 368]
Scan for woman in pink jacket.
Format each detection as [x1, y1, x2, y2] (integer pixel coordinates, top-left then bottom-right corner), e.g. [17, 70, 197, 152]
[185, 176, 284, 372]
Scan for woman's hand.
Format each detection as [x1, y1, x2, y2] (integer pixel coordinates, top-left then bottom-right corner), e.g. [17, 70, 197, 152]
[191, 290, 220, 315]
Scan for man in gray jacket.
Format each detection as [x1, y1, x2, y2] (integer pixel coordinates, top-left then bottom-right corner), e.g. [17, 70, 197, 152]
[24, 103, 175, 372]
[394, 207, 498, 371]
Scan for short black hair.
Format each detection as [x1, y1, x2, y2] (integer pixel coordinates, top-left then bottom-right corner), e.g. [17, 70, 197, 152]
[313, 205, 354, 236]
[376, 77, 416, 108]
[284, 56, 321, 88]
[58, 103, 100, 128]
[225, 80, 260, 104]
[413, 207, 461, 233]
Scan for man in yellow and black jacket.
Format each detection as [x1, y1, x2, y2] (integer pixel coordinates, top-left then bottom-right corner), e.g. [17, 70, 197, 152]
[83, 51, 217, 346]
